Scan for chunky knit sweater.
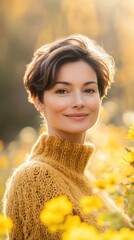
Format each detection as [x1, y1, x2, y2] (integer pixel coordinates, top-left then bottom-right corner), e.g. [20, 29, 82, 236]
[3, 133, 133, 240]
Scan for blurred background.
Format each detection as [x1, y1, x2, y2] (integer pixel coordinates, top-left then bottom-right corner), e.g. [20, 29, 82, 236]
[0, 0, 134, 209]
[0, 0, 134, 143]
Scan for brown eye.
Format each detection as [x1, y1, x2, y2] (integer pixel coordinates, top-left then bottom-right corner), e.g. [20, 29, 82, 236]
[55, 89, 67, 94]
[84, 89, 95, 94]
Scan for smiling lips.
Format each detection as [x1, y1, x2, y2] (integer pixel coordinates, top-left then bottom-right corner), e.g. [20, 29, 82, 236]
[64, 113, 89, 121]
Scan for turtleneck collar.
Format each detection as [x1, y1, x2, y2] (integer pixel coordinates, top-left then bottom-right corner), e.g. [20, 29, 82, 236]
[29, 133, 94, 174]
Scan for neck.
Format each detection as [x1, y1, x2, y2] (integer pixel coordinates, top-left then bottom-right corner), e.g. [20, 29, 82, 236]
[47, 128, 86, 144]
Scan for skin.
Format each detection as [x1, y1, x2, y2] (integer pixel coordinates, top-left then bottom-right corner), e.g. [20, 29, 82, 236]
[36, 60, 102, 143]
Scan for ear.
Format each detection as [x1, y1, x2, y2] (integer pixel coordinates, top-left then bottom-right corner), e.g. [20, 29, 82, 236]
[32, 96, 44, 113]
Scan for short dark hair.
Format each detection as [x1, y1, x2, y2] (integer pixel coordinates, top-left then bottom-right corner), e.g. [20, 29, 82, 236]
[23, 34, 115, 103]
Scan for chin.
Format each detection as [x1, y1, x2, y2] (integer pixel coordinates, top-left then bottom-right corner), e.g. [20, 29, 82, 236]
[65, 127, 90, 134]
[73, 123, 95, 131]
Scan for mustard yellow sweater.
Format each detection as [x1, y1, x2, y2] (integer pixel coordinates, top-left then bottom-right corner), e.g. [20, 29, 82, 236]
[3, 133, 133, 239]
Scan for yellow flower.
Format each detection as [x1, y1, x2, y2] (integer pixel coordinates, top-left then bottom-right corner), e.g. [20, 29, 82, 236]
[40, 210, 64, 231]
[126, 124, 134, 141]
[47, 224, 60, 233]
[95, 173, 121, 193]
[101, 229, 115, 240]
[80, 196, 103, 214]
[118, 228, 134, 240]
[62, 222, 99, 240]
[40, 195, 73, 232]
[102, 228, 134, 240]
[115, 196, 125, 209]
[124, 151, 134, 164]
[0, 213, 13, 235]
[121, 166, 133, 178]
[61, 215, 81, 231]
[97, 214, 106, 227]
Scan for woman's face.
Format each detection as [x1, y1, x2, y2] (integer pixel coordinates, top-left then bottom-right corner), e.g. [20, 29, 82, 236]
[42, 60, 102, 142]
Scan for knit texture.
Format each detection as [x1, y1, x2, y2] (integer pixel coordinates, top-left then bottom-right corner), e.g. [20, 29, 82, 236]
[3, 134, 107, 239]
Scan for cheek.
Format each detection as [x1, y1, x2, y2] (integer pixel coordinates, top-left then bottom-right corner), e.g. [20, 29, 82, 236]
[45, 98, 67, 115]
[88, 97, 101, 112]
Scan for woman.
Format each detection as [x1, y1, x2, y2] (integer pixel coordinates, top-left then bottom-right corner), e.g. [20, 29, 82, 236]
[3, 34, 132, 240]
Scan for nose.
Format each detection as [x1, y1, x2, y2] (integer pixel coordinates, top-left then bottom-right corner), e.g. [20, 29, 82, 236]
[72, 92, 85, 109]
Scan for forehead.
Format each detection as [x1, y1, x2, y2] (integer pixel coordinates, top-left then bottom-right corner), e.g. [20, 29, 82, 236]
[56, 60, 97, 83]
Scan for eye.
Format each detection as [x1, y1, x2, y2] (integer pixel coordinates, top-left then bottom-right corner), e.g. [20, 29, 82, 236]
[84, 89, 95, 94]
[55, 89, 68, 94]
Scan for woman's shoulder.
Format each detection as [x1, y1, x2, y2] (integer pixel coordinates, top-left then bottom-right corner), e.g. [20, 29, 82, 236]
[6, 160, 54, 189]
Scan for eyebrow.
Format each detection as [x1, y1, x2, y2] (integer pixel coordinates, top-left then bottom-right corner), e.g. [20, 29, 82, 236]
[55, 81, 97, 86]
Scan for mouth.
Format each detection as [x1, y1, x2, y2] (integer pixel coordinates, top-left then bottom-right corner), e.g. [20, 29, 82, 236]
[64, 113, 89, 121]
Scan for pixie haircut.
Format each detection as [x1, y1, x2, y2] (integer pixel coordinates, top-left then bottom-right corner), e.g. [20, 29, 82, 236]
[23, 34, 115, 103]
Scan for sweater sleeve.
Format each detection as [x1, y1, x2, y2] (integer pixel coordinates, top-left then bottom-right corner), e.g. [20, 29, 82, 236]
[3, 161, 63, 240]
